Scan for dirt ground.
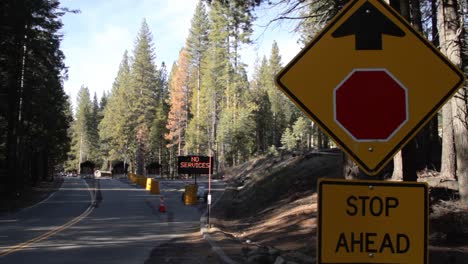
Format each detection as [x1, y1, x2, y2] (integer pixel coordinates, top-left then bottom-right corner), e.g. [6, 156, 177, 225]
[210, 151, 468, 263]
[145, 231, 221, 264]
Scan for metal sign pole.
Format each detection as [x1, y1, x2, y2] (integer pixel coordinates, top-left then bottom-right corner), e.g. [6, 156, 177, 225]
[207, 156, 212, 228]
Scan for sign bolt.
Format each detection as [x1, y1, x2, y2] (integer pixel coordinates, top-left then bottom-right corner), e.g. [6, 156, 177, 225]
[369, 185, 374, 190]
[369, 253, 374, 257]
[368, 147, 374, 152]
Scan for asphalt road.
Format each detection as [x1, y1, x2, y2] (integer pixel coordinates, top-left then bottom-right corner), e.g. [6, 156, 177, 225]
[0, 176, 225, 263]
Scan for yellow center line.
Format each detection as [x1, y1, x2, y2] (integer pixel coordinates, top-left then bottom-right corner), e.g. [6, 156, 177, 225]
[0, 180, 96, 257]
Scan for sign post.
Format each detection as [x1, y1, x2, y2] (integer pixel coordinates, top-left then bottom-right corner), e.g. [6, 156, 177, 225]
[207, 156, 212, 228]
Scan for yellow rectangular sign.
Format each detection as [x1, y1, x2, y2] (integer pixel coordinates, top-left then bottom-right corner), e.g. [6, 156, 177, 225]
[318, 179, 428, 263]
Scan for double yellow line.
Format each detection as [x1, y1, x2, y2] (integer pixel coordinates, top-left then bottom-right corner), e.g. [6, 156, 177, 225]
[0, 181, 96, 257]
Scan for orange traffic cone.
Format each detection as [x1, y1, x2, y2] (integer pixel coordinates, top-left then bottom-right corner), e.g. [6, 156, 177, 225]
[159, 196, 166, 213]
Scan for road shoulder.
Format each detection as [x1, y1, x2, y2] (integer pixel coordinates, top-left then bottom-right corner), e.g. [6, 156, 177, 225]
[0, 177, 64, 216]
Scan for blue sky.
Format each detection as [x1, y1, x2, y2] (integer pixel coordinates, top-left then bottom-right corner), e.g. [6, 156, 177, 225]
[60, 0, 301, 108]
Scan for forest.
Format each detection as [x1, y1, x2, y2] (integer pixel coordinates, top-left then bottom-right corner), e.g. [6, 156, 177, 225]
[1, 0, 467, 206]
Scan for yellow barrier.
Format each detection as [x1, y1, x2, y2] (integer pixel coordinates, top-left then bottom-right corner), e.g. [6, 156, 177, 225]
[136, 176, 141, 186]
[129, 173, 137, 183]
[138, 176, 147, 187]
[146, 178, 152, 190]
[149, 179, 160, 194]
[127, 174, 149, 188]
[184, 184, 198, 205]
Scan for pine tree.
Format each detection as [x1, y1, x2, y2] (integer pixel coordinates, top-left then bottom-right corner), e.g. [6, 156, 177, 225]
[292, 116, 309, 151]
[217, 63, 256, 166]
[166, 48, 191, 156]
[127, 19, 161, 174]
[267, 41, 298, 147]
[186, 0, 210, 154]
[225, 0, 254, 68]
[88, 92, 100, 164]
[150, 104, 169, 168]
[128, 19, 160, 127]
[99, 51, 132, 168]
[281, 127, 296, 151]
[1, 0, 73, 192]
[201, 0, 231, 162]
[69, 86, 93, 173]
[98, 91, 108, 123]
[250, 57, 273, 153]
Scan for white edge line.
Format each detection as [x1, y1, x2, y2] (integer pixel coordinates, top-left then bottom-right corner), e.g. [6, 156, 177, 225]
[0, 179, 96, 257]
[200, 190, 239, 264]
[19, 178, 66, 212]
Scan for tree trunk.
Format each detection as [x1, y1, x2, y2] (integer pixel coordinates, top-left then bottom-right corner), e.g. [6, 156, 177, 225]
[399, 0, 410, 19]
[78, 134, 83, 174]
[411, 0, 438, 170]
[317, 129, 323, 149]
[440, 101, 456, 179]
[410, 0, 423, 31]
[392, 151, 403, 180]
[454, 86, 468, 204]
[438, 0, 458, 180]
[196, 60, 201, 154]
[402, 0, 418, 182]
[342, 153, 359, 179]
[438, 0, 468, 204]
[431, 0, 439, 47]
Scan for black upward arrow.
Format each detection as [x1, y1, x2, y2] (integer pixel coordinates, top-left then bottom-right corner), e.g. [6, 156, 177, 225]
[332, 1, 405, 50]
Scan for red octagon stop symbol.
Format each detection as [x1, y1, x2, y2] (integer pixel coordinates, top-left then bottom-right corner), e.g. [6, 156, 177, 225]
[334, 69, 408, 141]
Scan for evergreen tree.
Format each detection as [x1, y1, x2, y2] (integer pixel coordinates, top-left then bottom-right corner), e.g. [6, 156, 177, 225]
[99, 51, 132, 168]
[292, 116, 309, 151]
[128, 19, 160, 127]
[250, 57, 273, 153]
[186, 0, 210, 154]
[225, 0, 254, 68]
[98, 91, 108, 123]
[281, 127, 296, 151]
[127, 19, 161, 174]
[68, 86, 93, 173]
[88, 92, 100, 164]
[166, 48, 191, 156]
[217, 65, 256, 166]
[150, 104, 169, 168]
[266, 41, 298, 147]
[1, 0, 73, 192]
[157, 62, 169, 106]
[200, 0, 231, 163]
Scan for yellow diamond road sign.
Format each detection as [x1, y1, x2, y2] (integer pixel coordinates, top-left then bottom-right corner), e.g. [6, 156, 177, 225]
[318, 179, 428, 264]
[275, 0, 465, 175]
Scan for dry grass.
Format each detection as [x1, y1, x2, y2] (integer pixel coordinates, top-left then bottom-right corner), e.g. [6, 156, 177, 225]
[212, 151, 468, 262]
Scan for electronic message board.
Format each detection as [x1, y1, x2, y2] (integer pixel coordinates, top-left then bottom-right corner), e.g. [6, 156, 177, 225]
[177, 156, 213, 175]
